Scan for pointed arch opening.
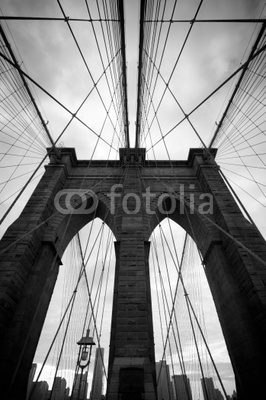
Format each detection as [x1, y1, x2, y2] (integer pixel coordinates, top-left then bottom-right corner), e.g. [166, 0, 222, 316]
[149, 217, 235, 399]
[31, 217, 116, 399]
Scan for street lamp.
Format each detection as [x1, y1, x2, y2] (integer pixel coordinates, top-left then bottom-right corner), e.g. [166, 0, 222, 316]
[74, 329, 96, 400]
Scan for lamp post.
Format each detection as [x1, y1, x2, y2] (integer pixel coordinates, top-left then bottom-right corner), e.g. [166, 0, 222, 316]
[73, 329, 95, 400]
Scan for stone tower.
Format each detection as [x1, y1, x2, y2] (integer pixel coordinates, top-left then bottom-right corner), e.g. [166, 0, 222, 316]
[0, 147, 266, 400]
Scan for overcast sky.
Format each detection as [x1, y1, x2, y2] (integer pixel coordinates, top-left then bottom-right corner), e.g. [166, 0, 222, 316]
[0, 0, 265, 398]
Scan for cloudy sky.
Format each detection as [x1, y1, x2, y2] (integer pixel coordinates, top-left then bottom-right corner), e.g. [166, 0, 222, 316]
[0, 0, 265, 398]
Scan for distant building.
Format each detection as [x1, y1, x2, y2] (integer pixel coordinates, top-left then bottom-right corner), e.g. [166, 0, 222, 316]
[31, 381, 49, 400]
[156, 360, 173, 400]
[172, 374, 192, 400]
[90, 347, 104, 400]
[27, 363, 37, 399]
[51, 377, 68, 400]
[65, 387, 70, 399]
[27, 364, 70, 400]
[228, 390, 237, 399]
[72, 371, 88, 400]
[215, 388, 224, 400]
[201, 377, 217, 400]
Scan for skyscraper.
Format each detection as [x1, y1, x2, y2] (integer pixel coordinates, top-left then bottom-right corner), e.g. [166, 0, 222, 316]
[156, 360, 173, 400]
[51, 377, 68, 400]
[90, 348, 104, 400]
[31, 381, 49, 400]
[215, 388, 224, 400]
[27, 363, 37, 400]
[172, 374, 192, 400]
[72, 371, 88, 400]
[201, 377, 216, 400]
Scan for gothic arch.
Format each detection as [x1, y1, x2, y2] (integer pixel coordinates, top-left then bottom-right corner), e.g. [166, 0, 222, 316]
[147, 188, 266, 399]
[151, 194, 209, 237]
[0, 151, 120, 399]
[43, 191, 117, 259]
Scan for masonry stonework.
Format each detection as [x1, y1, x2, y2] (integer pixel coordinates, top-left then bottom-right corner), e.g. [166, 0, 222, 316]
[0, 147, 266, 400]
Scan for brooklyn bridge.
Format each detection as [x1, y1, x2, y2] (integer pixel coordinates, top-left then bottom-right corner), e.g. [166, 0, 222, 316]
[0, 1, 265, 400]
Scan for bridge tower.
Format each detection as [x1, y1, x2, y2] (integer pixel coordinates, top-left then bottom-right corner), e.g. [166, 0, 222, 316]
[0, 147, 266, 400]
